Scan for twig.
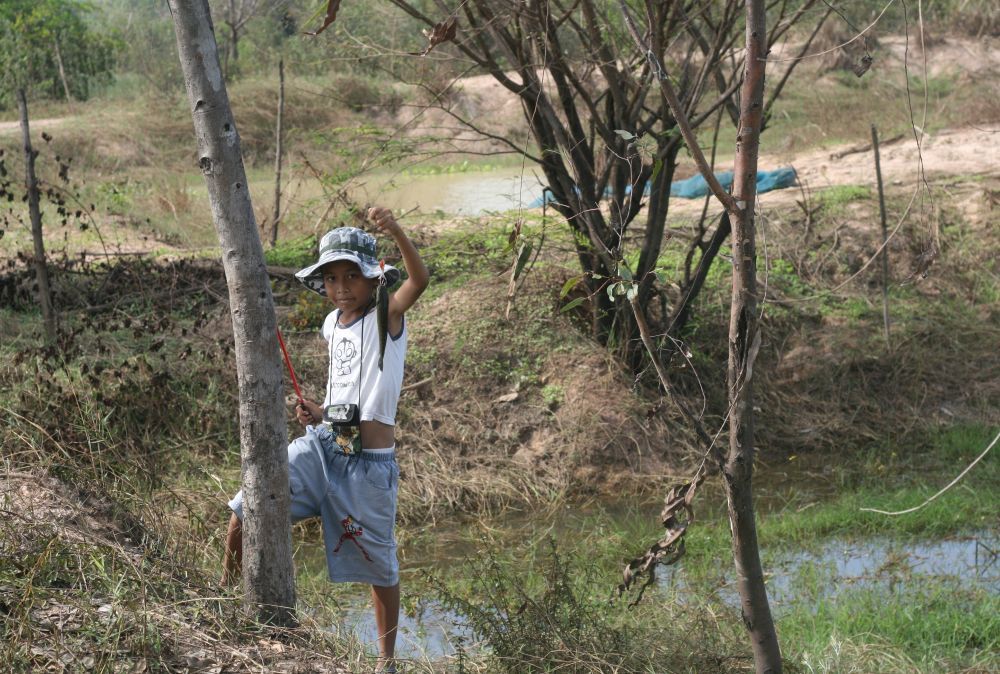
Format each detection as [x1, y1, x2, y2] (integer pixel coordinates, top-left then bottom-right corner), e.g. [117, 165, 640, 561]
[401, 376, 433, 393]
[617, 0, 738, 215]
[628, 294, 711, 447]
[861, 428, 998, 516]
[829, 133, 904, 160]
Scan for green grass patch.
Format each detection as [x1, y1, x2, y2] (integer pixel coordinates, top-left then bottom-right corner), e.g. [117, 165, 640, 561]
[782, 583, 999, 673]
[817, 184, 871, 211]
[265, 234, 316, 268]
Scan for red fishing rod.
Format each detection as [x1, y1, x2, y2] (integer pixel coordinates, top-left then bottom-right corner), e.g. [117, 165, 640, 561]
[276, 327, 304, 406]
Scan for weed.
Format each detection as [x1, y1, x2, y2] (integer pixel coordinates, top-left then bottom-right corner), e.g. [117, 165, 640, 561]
[265, 234, 316, 269]
[541, 384, 564, 408]
[428, 538, 742, 673]
[287, 289, 329, 330]
[816, 185, 871, 212]
[330, 75, 403, 115]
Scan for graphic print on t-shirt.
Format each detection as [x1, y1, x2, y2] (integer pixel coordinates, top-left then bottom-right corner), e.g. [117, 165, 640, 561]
[333, 337, 357, 376]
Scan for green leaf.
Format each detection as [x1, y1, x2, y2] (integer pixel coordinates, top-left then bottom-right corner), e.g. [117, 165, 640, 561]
[560, 297, 586, 313]
[651, 157, 663, 185]
[626, 286, 637, 301]
[512, 241, 532, 281]
[607, 283, 617, 301]
[619, 264, 633, 281]
[614, 129, 635, 141]
[560, 275, 584, 298]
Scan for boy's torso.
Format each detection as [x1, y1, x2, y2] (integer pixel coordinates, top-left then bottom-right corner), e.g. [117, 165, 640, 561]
[322, 308, 407, 449]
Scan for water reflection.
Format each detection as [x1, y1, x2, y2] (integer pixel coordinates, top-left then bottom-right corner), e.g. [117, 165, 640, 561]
[658, 533, 1000, 611]
[331, 599, 477, 660]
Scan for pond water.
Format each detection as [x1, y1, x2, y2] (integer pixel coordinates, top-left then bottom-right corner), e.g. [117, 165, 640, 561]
[348, 166, 547, 216]
[659, 533, 1000, 614]
[306, 515, 998, 661]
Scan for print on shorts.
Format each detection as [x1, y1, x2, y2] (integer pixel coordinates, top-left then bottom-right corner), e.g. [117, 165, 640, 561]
[332, 515, 372, 562]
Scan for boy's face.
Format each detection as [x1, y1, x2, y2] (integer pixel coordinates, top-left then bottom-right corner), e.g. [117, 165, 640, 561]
[322, 260, 377, 315]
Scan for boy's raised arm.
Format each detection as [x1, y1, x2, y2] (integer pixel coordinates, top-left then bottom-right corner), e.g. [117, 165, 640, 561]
[368, 207, 429, 324]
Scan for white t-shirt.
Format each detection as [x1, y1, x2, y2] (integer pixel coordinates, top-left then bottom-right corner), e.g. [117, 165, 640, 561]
[321, 307, 407, 426]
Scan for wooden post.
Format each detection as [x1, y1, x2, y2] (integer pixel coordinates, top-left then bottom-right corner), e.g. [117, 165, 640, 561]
[871, 124, 891, 350]
[167, 0, 296, 626]
[270, 58, 285, 248]
[18, 89, 57, 342]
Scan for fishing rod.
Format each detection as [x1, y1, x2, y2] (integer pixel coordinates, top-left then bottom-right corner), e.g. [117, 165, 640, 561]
[276, 327, 304, 406]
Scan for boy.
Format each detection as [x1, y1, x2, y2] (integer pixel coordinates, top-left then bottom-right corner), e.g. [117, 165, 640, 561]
[222, 207, 429, 672]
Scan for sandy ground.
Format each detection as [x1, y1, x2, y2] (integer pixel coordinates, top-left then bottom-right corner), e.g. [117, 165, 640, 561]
[0, 116, 69, 134]
[667, 124, 1000, 221]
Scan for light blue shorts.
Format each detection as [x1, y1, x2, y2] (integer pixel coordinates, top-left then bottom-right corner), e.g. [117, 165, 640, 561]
[229, 425, 399, 586]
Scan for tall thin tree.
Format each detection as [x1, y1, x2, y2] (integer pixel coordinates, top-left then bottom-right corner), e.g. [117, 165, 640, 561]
[270, 57, 285, 248]
[618, 0, 781, 669]
[166, 0, 295, 625]
[724, 0, 781, 669]
[17, 88, 56, 342]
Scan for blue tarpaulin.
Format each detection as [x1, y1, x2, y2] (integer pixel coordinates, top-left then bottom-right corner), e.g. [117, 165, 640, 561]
[528, 167, 797, 207]
[670, 167, 797, 199]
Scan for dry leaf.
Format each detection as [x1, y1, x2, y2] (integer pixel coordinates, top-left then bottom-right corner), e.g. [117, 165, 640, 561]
[304, 0, 341, 37]
[853, 54, 873, 77]
[413, 16, 458, 56]
[617, 469, 707, 606]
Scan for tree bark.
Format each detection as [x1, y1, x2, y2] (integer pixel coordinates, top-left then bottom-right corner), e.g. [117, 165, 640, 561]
[18, 89, 57, 342]
[166, 0, 295, 626]
[270, 58, 284, 248]
[725, 0, 781, 671]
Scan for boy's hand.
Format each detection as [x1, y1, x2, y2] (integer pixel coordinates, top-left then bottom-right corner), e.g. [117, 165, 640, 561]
[295, 400, 324, 427]
[367, 207, 403, 238]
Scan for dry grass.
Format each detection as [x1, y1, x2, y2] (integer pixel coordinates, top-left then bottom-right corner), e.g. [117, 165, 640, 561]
[0, 473, 376, 673]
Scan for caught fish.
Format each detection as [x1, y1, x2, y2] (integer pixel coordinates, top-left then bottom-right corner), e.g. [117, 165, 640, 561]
[376, 261, 389, 371]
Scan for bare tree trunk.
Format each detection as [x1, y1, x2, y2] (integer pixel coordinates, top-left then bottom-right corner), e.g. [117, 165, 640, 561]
[230, 23, 239, 64]
[53, 39, 73, 102]
[871, 124, 891, 350]
[270, 58, 285, 248]
[227, 0, 240, 69]
[725, 0, 781, 671]
[166, 0, 295, 626]
[18, 89, 56, 342]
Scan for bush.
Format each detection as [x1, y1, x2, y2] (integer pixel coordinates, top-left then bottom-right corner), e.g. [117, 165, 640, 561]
[265, 235, 316, 268]
[432, 540, 642, 673]
[330, 75, 402, 114]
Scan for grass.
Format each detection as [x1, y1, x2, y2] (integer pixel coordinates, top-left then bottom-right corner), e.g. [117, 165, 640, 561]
[783, 583, 999, 673]
[761, 59, 999, 154]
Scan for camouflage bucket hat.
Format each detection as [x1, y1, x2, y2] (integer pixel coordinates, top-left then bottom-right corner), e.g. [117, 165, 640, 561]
[295, 227, 401, 296]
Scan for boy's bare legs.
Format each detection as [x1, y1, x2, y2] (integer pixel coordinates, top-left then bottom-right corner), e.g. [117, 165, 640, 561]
[372, 583, 400, 670]
[221, 513, 242, 586]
